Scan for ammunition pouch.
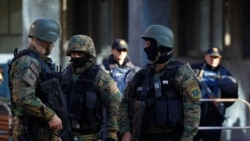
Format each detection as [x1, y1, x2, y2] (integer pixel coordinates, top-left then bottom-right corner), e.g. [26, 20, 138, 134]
[70, 91, 102, 134]
[147, 98, 183, 128]
[157, 99, 182, 127]
[62, 65, 104, 135]
[133, 86, 183, 128]
[130, 61, 184, 131]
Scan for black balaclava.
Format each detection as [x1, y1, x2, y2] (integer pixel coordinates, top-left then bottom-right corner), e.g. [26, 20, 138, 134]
[144, 38, 173, 64]
[144, 38, 158, 61]
[70, 56, 90, 68]
[155, 46, 173, 64]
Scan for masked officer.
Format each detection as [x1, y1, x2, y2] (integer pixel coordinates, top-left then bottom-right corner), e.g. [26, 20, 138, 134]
[118, 24, 201, 141]
[9, 18, 62, 141]
[61, 35, 121, 141]
[191, 47, 238, 141]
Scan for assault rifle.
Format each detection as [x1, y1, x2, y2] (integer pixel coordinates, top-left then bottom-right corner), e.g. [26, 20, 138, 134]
[132, 100, 146, 141]
[185, 63, 225, 119]
[41, 78, 77, 141]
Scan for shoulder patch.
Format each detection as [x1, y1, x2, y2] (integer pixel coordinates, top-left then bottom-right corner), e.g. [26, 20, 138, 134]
[186, 82, 201, 102]
[22, 63, 39, 86]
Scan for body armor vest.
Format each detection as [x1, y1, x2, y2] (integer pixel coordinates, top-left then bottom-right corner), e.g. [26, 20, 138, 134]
[62, 65, 103, 134]
[8, 49, 62, 140]
[129, 61, 184, 129]
[9, 49, 59, 115]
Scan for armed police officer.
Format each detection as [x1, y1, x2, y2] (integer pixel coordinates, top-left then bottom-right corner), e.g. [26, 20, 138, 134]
[118, 24, 201, 141]
[9, 18, 63, 141]
[61, 35, 121, 141]
[191, 47, 238, 141]
[102, 39, 140, 98]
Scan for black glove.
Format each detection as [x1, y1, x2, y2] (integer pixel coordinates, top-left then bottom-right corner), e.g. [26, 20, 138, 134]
[105, 138, 116, 141]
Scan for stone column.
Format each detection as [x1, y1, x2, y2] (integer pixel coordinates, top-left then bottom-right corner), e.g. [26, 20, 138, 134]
[128, 0, 172, 67]
[212, 0, 223, 49]
[22, 0, 61, 65]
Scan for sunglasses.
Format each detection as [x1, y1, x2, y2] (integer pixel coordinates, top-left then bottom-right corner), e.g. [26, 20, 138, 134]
[117, 48, 128, 52]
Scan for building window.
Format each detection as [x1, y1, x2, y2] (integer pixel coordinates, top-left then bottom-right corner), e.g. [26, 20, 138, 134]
[0, 0, 22, 35]
[0, 0, 22, 53]
[177, 0, 237, 58]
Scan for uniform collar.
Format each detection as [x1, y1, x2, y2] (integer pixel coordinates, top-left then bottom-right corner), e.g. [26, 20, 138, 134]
[106, 55, 133, 70]
[154, 58, 174, 73]
[28, 45, 52, 63]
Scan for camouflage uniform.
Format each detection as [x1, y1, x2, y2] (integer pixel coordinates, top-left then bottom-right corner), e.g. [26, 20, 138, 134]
[118, 25, 201, 141]
[62, 35, 121, 141]
[118, 60, 201, 141]
[9, 46, 58, 141]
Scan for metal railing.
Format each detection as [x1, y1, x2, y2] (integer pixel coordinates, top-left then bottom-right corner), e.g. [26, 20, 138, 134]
[1, 98, 250, 131]
[198, 98, 250, 130]
[0, 100, 12, 140]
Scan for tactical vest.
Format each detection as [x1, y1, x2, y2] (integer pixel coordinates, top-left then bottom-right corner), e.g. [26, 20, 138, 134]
[129, 61, 184, 129]
[8, 49, 62, 139]
[9, 49, 59, 114]
[61, 65, 103, 134]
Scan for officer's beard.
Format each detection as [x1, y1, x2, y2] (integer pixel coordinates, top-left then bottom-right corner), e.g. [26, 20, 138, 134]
[36, 38, 52, 56]
[70, 56, 91, 68]
[45, 47, 51, 56]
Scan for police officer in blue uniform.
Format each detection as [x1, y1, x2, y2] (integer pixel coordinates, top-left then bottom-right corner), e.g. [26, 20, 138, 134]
[191, 47, 238, 141]
[102, 39, 140, 98]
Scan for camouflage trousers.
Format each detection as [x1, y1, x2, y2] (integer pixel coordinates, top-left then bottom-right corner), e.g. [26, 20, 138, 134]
[12, 118, 59, 141]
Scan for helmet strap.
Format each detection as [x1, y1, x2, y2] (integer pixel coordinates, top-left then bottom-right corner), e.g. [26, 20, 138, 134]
[154, 50, 173, 64]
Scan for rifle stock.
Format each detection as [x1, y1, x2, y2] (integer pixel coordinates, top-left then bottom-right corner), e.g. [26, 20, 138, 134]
[185, 63, 225, 118]
[41, 78, 77, 141]
[132, 100, 146, 141]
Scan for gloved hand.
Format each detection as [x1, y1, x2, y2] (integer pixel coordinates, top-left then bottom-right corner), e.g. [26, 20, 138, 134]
[105, 137, 116, 141]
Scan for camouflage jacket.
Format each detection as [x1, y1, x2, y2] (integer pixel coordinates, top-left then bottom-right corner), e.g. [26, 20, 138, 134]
[118, 61, 201, 141]
[9, 46, 57, 141]
[62, 64, 121, 141]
